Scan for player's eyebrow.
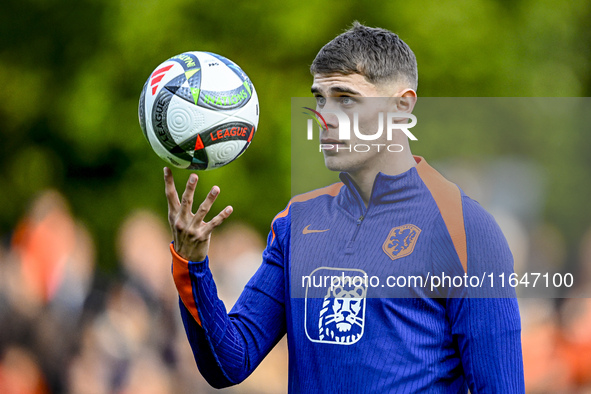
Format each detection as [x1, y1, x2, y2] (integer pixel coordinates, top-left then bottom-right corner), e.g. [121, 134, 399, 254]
[311, 85, 362, 96]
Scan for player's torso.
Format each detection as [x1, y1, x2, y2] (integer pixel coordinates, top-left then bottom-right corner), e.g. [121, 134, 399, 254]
[283, 173, 467, 393]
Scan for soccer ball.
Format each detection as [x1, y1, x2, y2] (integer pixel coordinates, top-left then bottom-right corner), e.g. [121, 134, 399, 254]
[138, 51, 259, 170]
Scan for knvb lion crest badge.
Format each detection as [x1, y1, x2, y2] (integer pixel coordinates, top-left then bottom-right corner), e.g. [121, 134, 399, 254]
[382, 224, 421, 261]
[304, 267, 368, 345]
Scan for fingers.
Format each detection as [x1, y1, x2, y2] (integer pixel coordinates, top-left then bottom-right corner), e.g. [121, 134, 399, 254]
[206, 205, 233, 231]
[193, 186, 220, 224]
[179, 173, 198, 222]
[164, 167, 181, 217]
[166, 169, 231, 236]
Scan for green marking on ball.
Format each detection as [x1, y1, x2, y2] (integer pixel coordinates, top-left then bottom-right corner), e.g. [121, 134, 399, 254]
[190, 88, 200, 105]
[185, 68, 200, 79]
[243, 81, 251, 96]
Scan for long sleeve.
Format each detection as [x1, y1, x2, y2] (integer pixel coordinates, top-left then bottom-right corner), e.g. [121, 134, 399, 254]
[171, 215, 288, 388]
[445, 197, 525, 393]
[447, 297, 523, 393]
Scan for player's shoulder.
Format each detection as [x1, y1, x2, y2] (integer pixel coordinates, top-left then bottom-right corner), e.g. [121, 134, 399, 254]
[272, 182, 344, 223]
[414, 156, 465, 222]
[290, 182, 344, 205]
[461, 193, 508, 242]
[268, 182, 344, 242]
[415, 156, 499, 232]
[414, 156, 501, 233]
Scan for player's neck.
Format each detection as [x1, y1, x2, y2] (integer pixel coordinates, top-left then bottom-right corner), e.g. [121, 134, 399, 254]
[348, 150, 416, 207]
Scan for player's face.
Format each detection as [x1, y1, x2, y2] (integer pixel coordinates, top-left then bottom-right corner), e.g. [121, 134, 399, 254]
[311, 73, 400, 175]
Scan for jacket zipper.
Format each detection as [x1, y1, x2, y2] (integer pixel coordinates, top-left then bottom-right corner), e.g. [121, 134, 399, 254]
[345, 214, 365, 254]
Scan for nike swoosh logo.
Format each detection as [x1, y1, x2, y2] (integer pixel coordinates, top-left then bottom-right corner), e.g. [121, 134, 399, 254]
[303, 225, 330, 234]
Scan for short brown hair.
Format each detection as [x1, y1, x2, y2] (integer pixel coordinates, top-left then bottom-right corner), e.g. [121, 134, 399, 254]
[310, 22, 418, 90]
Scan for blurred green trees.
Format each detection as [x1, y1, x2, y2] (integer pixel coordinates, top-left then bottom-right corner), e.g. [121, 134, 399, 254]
[1, 0, 589, 271]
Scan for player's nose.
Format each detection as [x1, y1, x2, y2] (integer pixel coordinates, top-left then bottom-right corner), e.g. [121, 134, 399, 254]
[318, 109, 340, 132]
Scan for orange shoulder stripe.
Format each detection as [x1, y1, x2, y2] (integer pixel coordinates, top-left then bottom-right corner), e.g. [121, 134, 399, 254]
[170, 244, 202, 326]
[270, 182, 343, 243]
[415, 156, 468, 273]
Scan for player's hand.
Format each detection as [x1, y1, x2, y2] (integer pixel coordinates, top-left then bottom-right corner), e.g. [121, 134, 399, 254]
[164, 167, 233, 262]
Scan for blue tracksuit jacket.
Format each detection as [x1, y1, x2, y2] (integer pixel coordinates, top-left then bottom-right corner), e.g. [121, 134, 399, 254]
[171, 156, 525, 393]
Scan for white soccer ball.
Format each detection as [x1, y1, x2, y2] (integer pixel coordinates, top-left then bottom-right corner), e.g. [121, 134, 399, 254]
[139, 51, 259, 170]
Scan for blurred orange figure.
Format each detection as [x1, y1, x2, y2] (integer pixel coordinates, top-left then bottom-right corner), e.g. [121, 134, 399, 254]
[0, 347, 49, 394]
[557, 298, 591, 389]
[11, 190, 76, 303]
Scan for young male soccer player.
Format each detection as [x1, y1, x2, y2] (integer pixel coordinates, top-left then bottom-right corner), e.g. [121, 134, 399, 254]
[164, 23, 525, 393]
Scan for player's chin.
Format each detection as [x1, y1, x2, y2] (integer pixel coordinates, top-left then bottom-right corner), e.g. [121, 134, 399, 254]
[323, 156, 351, 173]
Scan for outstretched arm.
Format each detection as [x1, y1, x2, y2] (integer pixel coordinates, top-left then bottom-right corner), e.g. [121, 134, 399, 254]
[164, 168, 286, 388]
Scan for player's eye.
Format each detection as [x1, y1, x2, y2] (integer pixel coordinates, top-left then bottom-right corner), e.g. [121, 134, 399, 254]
[340, 97, 356, 106]
[315, 96, 326, 108]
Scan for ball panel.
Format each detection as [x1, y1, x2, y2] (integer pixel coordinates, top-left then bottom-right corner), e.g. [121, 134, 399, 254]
[223, 87, 259, 129]
[150, 89, 193, 162]
[204, 140, 247, 170]
[199, 121, 253, 146]
[166, 96, 205, 140]
[151, 87, 173, 148]
[183, 102, 242, 134]
[205, 52, 250, 84]
[168, 52, 201, 72]
[197, 52, 243, 92]
[143, 61, 184, 135]
[162, 61, 203, 106]
[146, 128, 192, 169]
[198, 83, 252, 111]
[147, 61, 185, 98]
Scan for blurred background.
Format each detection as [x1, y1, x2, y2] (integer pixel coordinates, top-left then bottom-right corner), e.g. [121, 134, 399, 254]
[1, 0, 590, 393]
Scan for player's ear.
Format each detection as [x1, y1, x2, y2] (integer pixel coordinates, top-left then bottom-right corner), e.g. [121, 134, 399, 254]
[396, 89, 417, 113]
